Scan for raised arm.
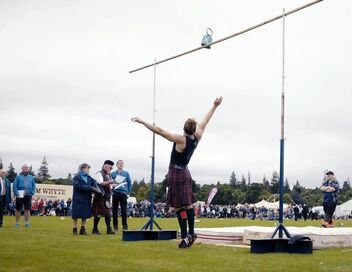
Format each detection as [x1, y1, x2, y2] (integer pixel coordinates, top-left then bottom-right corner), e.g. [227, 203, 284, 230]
[195, 97, 223, 141]
[131, 118, 185, 144]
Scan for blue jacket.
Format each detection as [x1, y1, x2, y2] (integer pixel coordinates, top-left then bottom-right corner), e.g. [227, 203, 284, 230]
[13, 173, 36, 196]
[71, 173, 96, 219]
[0, 177, 11, 204]
[111, 170, 132, 195]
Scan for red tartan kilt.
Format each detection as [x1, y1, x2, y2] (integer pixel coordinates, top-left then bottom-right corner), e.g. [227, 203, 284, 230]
[167, 166, 196, 208]
[92, 195, 111, 216]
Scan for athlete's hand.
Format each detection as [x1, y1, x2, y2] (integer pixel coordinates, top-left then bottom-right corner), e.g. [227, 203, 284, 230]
[213, 96, 223, 107]
[131, 117, 144, 124]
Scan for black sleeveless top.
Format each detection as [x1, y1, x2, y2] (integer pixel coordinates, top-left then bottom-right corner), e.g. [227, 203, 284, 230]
[170, 135, 198, 167]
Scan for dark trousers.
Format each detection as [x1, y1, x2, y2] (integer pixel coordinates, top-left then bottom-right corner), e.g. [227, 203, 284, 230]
[323, 202, 337, 223]
[0, 196, 5, 226]
[112, 192, 128, 228]
[294, 213, 299, 221]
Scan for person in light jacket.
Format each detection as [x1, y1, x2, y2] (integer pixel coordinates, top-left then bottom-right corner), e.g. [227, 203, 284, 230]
[13, 164, 36, 228]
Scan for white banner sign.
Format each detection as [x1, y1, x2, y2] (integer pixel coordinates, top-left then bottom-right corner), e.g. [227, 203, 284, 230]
[34, 184, 73, 202]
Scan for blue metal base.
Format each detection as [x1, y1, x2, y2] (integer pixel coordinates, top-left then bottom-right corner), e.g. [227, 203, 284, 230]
[271, 223, 291, 238]
[122, 230, 177, 241]
[141, 218, 161, 231]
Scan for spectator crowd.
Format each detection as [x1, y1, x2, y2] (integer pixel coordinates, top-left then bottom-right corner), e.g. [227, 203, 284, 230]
[3, 198, 349, 221]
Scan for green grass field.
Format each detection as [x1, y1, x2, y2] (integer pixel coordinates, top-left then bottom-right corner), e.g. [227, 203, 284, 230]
[0, 217, 352, 272]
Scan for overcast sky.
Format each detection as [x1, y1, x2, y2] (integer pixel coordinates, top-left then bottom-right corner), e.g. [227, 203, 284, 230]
[0, 0, 351, 188]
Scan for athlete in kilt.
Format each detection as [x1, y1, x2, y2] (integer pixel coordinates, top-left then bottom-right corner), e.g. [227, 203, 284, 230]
[92, 160, 116, 235]
[132, 96, 223, 248]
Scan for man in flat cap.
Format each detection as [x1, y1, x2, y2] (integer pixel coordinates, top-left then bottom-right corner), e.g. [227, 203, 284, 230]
[91, 160, 115, 234]
[320, 171, 339, 228]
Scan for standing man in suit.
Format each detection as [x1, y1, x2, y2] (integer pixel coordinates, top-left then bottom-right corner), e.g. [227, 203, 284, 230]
[0, 168, 12, 227]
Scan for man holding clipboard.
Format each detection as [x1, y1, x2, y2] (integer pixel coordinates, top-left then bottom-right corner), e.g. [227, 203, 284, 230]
[13, 164, 36, 228]
[111, 160, 132, 231]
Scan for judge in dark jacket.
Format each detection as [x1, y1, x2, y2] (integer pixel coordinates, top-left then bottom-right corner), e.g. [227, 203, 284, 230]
[71, 163, 101, 235]
[0, 169, 12, 227]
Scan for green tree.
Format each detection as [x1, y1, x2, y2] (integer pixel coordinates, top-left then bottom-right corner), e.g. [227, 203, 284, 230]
[233, 189, 246, 205]
[130, 180, 140, 197]
[270, 171, 279, 194]
[284, 178, 291, 194]
[284, 193, 292, 204]
[229, 171, 238, 187]
[29, 165, 35, 176]
[6, 162, 17, 182]
[246, 183, 265, 203]
[37, 156, 51, 182]
[154, 182, 166, 202]
[263, 175, 270, 191]
[342, 178, 351, 193]
[136, 179, 149, 201]
[292, 180, 303, 194]
[212, 184, 236, 205]
[240, 175, 247, 189]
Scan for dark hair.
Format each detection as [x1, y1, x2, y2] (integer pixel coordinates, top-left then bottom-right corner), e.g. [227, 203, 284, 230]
[183, 118, 197, 135]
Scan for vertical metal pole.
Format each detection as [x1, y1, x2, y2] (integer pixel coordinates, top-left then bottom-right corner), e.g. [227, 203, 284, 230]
[150, 59, 157, 230]
[278, 8, 286, 238]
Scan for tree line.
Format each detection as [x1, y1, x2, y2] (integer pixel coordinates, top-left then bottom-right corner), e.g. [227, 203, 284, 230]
[129, 171, 352, 207]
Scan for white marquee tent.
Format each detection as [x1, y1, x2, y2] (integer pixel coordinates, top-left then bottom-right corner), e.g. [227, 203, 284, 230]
[253, 199, 289, 210]
[335, 199, 352, 218]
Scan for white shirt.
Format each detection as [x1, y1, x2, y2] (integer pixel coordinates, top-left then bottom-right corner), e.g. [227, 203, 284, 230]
[95, 172, 113, 190]
[95, 173, 105, 184]
[0, 177, 5, 196]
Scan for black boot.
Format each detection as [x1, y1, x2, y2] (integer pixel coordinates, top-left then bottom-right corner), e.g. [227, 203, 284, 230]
[123, 225, 128, 231]
[113, 225, 118, 232]
[107, 227, 116, 235]
[105, 215, 115, 234]
[73, 227, 78, 235]
[92, 229, 101, 235]
[176, 209, 188, 239]
[92, 216, 101, 235]
[80, 226, 88, 235]
[178, 235, 192, 249]
[189, 233, 198, 247]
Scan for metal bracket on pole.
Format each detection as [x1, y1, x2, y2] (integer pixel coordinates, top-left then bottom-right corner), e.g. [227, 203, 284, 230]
[129, 0, 323, 74]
